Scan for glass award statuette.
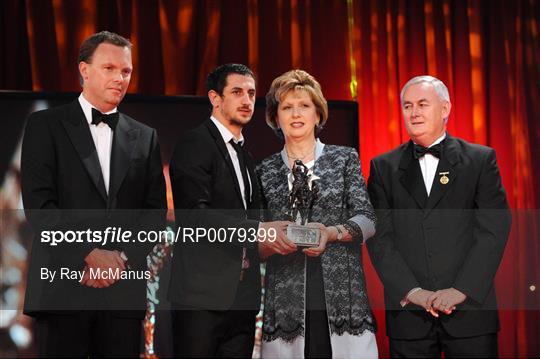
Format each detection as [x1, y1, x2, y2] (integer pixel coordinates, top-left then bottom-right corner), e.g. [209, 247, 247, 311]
[286, 160, 320, 247]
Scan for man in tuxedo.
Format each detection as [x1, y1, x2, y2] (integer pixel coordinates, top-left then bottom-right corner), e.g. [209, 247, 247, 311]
[21, 31, 166, 357]
[367, 75, 511, 358]
[168, 63, 295, 357]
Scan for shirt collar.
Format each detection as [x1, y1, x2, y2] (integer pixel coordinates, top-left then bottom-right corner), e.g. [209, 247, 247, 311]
[210, 116, 244, 145]
[413, 132, 447, 148]
[78, 93, 118, 126]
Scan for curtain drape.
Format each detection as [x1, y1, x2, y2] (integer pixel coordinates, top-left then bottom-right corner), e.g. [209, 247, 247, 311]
[1, 0, 538, 357]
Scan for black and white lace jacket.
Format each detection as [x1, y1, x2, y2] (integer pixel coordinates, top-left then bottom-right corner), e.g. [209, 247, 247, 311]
[256, 140, 377, 342]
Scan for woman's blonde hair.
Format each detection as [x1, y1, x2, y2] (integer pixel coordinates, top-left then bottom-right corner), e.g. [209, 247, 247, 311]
[265, 69, 328, 138]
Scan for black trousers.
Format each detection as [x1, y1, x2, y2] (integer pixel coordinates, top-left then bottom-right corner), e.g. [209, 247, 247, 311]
[304, 256, 332, 358]
[171, 278, 259, 358]
[389, 321, 498, 358]
[35, 311, 142, 358]
[172, 308, 256, 358]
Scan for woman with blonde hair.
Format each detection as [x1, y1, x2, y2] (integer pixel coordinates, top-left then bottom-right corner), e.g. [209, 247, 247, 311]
[257, 70, 378, 358]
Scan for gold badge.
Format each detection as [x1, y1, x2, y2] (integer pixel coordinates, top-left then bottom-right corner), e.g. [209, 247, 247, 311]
[439, 172, 450, 185]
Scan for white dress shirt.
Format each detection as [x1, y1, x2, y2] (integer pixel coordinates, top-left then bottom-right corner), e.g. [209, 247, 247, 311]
[400, 132, 447, 306]
[78, 94, 117, 194]
[210, 116, 251, 209]
[417, 133, 447, 196]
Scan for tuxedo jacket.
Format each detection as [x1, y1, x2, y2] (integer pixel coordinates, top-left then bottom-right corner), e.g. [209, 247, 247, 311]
[21, 99, 166, 318]
[168, 119, 261, 311]
[367, 134, 511, 339]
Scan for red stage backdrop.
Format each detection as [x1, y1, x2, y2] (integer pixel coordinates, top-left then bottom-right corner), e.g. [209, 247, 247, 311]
[1, 0, 539, 357]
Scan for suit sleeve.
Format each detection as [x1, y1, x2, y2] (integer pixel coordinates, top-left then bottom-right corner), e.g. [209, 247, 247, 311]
[21, 112, 96, 268]
[366, 158, 421, 304]
[120, 129, 167, 269]
[452, 149, 511, 304]
[170, 134, 259, 248]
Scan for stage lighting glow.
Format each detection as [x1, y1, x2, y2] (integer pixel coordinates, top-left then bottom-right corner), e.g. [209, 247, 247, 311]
[9, 324, 31, 348]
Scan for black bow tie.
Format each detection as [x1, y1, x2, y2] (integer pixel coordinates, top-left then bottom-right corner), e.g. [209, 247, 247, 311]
[413, 142, 442, 159]
[91, 108, 119, 130]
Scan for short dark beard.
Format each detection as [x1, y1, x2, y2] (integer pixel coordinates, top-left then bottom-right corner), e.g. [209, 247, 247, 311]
[229, 116, 251, 128]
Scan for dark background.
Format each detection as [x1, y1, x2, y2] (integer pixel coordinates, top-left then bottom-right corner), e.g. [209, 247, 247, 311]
[0, 91, 358, 179]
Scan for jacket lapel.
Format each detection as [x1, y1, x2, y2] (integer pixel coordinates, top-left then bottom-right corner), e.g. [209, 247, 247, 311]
[108, 114, 139, 208]
[61, 100, 108, 203]
[204, 119, 244, 204]
[244, 149, 259, 209]
[399, 141, 429, 209]
[424, 135, 461, 215]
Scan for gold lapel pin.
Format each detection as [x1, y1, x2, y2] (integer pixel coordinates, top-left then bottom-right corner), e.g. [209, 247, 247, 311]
[439, 171, 450, 185]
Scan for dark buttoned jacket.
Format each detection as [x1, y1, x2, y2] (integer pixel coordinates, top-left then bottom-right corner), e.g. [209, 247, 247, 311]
[367, 134, 511, 339]
[168, 119, 261, 311]
[21, 99, 166, 318]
